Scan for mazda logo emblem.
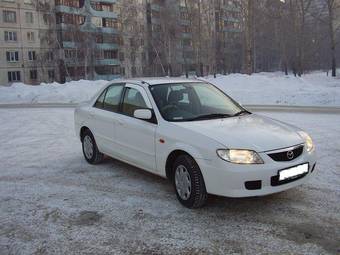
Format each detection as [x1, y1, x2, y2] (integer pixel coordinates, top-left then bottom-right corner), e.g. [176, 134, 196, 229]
[287, 150, 294, 160]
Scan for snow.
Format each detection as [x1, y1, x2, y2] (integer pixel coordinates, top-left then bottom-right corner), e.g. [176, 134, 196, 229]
[0, 108, 339, 254]
[203, 72, 340, 106]
[0, 80, 108, 104]
[0, 72, 339, 106]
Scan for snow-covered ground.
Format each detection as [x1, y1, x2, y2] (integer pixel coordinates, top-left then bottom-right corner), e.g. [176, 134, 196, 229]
[0, 72, 339, 106]
[0, 108, 339, 254]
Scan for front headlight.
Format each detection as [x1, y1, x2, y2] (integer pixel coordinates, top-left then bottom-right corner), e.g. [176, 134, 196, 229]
[298, 131, 314, 152]
[217, 149, 264, 164]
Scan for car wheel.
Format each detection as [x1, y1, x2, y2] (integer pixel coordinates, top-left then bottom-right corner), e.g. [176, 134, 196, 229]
[82, 129, 103, 164]
[173, 154, 208, 208]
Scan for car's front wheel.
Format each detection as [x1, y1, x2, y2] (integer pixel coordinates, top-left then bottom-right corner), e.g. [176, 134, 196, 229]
[173, 154, 208, 208]
[82, 129, 103, 164]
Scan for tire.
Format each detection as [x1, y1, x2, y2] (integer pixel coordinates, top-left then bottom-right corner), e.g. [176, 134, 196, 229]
[172, 154, 208, 208]
[81, 129, 103, 164]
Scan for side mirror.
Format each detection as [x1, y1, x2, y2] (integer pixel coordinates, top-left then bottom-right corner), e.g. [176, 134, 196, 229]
[134, 109, 152, 120]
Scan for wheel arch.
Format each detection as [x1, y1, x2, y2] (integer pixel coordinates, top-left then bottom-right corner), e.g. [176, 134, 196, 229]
[80, 126, 90, 141]
[165, 150, 195, 181]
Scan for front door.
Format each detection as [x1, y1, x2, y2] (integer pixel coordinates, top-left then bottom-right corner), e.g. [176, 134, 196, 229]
[114, 84, 157, 172]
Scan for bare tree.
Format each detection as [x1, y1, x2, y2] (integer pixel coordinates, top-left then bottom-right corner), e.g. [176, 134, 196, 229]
[324, 0, 340, 76]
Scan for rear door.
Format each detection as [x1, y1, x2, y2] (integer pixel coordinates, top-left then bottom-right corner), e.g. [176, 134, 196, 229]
[114, 84, 157, 172]
[90, 83, 125, 155]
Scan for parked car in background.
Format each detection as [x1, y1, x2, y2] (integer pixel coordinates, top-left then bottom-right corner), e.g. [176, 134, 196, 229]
[74, 78, 317, 208]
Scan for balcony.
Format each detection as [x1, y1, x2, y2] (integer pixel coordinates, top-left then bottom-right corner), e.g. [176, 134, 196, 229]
[97, 26, 118, 34]
[179, 57, 195, 64]
[181, 32, 192, 39]
[223, 28, 241, 33]
[180, 19, 190, 26]
[151, 17, 160, 24]
[95, 59, 120, 65]
[96, 43, 119, 50]
[63, 41, 76, 48]
[55, 5, 83, 15]
[222, 17, 240, 23]
[150, 4, 161, 11]
[222, 5, 241, 12]
[90, 8, 117, 19]
[94, 73, 121, 80]
[92, 0, 117, 3]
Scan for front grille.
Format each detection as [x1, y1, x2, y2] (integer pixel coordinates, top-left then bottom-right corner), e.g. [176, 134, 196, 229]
[267, 145, 304, 162]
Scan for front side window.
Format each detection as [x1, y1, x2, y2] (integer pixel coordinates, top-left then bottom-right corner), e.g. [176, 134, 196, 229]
[149, 82, 245, 122]
[103, 85, 124, 112]
[121, 88, 147, 117]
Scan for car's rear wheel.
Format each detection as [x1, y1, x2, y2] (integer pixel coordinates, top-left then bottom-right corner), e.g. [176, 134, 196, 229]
[82, 129, 103, 164]
[173, 154, 208, 208]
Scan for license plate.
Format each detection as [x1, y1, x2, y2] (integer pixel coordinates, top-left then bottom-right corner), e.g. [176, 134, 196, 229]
[279, 163, 309, 181]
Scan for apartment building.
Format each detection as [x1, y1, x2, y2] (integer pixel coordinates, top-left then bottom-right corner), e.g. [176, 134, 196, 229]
[145, 0, 242, 77]
[55, 0, 124, 82]
[213, 0, 242, 74]
[1, 0, 243, 85]
[0, 0, 58, 85]
[118, 0, 149, 78]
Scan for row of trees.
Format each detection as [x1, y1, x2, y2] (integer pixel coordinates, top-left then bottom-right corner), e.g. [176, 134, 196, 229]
[235, 0, 340, 76]
[139, 0, 340, 77]
[54, 0, 340, 81]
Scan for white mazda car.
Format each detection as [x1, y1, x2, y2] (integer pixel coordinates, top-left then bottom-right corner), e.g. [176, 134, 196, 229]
[74, 78, 316, 208]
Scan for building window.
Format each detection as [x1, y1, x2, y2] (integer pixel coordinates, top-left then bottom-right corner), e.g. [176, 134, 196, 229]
[46, 51, 54, 61]
[6, 51, 19, 62]
[25, 12, 34, 24]
[28, 51, 36, 61]
[4, 31, 17, 42]
[48, 70, 55, 80]
[27, 32, 35, 41]
[120, 67, 125, 75]
[43, 14, 51, 25]
[3, 11, 17, 23]
[8, 71, 21, 82]
[30, 70, 38, 80]
[55, 0, 80, 8]
[103, 50, 118, 59]
[119, 52, 124, 61]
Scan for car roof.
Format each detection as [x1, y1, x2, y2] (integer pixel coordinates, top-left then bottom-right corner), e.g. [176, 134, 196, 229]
[107, 77, 205, 87]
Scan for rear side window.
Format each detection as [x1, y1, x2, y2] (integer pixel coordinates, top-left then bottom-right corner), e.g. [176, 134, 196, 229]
[94, 90, 106, 109]
[103, 85, 124, 112]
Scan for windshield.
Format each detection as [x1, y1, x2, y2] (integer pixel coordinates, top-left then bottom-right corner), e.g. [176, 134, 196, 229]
[149, 82, 247, 122]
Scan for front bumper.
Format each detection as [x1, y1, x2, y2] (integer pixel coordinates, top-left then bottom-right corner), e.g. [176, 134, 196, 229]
[197, 149, 317, 198]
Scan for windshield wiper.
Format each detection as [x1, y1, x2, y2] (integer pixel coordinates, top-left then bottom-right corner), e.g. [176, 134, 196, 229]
[232, 110, 250, 117]
[187, 113, 232, 121]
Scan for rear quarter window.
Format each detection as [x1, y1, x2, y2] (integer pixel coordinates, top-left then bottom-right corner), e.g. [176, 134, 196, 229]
[103, 85, 124, 112]
[94, 90, 106, 109]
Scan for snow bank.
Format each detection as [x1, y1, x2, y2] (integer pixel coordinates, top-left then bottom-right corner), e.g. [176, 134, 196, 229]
[0, 72, 339, 106]
[202, 72, 340, 106]
[0, 80, 108, 104]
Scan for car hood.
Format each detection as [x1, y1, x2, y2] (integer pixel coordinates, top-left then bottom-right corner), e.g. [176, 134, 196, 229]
[173, 114, 303, 152]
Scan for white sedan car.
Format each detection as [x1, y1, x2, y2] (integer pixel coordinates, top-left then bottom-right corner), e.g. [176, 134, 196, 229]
[74, 78, 317, 208]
